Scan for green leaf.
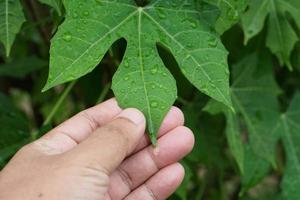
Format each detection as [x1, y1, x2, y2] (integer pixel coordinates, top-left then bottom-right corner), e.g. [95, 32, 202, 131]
[204, 52, 281, 190]
[0, 56, 46, 78]
[44, 0, 232, 144]
[241, 146, 270, 194]
[279, 93, 300, 200]
[204, 0, 248, 34]
[39, 0, 63, 15]
[204, 99, 244, 172]
[241, 0, 300, 68]
[0, 92, 30, 166]
[231, 52, 281, 165]
[0, 0, 26, 57]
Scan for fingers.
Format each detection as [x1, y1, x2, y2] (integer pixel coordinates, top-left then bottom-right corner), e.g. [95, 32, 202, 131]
[32, 98, 122, 154]
[124, 163, 185, 200]
[108, 126, 194, 199]
[48, 98, 122, 142]
[133, 107, 184, 153]
[33, 98, 183, 156]
[65, 108, 146, 174]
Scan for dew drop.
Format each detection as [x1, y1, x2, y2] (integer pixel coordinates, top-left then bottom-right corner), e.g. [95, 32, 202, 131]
[151, 101, 158, 108]
[63, 32, 72, 42]
[151, 67, 158, 74]
[124, 60, 129, 68]
[151, 84, 156, 89]
[208, 36, 218, 47]
[157, 9, 166, 19]
[72, 12, 79, 18]
[83, 11, 89, 16]
[190, 21, 197, 28]
[124, 76, 129, 81]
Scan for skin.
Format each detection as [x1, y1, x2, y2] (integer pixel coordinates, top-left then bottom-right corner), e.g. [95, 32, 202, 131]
[0, 98, 194, 200]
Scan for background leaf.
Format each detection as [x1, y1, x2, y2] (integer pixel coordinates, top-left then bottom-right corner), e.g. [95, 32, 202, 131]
[278, 93, 300, 200]
[0, 0, 26, 57]
[204, 0, 248, 34]
[241, 0, 300, 68]
[0, 56, 47, 78]
[0, 92, 30, 166]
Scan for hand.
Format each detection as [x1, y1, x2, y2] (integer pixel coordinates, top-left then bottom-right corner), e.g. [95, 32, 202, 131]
[0, 98, 194, 200]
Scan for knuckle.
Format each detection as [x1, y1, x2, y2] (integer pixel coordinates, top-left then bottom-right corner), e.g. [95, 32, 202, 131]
[78, 110, 99, 131]
[144, 184, 159, 200]
[117, 166, 134, 190]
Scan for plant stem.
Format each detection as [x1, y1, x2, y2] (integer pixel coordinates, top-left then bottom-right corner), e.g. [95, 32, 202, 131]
[177, 96, 190, 105]
[96, 83, 111, 104]
[43, 81, 76, 126]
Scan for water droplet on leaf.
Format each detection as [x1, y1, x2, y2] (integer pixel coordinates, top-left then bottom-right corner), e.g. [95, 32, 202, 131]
[63, 32, 72, 42]
[151, 67, 158, 74]
[157, 9, 166, 19]
[151, 101, 158, 108]
[83, 11, 89, 16]
[208, 36, 218, 47]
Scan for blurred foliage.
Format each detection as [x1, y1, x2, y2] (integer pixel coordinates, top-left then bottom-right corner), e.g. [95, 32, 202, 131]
[1, 0, 300, 199]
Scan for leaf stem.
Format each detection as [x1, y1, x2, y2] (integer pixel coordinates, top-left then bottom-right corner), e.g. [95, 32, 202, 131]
[96, 82, 111, 104]
[177, 97, 190, 105]
[43, 81, 76, 126]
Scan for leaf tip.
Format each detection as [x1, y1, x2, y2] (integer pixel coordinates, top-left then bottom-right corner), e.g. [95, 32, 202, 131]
[5, 46, 11, 58]
[286, 62, 293, 71]
[42, 82, 53, 92]
[150, 135, 157, 147]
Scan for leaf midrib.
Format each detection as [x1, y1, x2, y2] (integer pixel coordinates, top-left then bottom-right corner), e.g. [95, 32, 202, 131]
[137, 8, 154, 136]
[269, 0, 284, 58]
[247, 0, 270, 30]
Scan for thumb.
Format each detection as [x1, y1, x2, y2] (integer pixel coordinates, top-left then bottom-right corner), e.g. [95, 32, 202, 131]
[65, 108, 146, 174]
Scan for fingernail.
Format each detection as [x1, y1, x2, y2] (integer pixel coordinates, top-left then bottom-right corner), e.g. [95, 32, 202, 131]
[118, 108, 145, 125]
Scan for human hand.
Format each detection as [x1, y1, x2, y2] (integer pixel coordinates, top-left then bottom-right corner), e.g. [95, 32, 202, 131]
[0, 98, 194, 200]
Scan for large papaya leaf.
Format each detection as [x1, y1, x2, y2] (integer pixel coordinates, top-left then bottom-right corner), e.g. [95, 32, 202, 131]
[43, 0, 232, 144]
[241, 0, 300, 69]
[276, 93, 300, 200]
[0, 0, 25, 57]
[230, 52, 281, 165]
